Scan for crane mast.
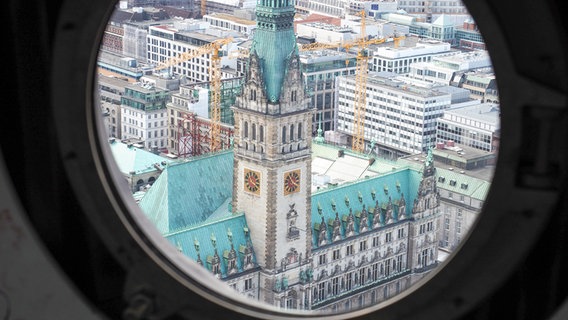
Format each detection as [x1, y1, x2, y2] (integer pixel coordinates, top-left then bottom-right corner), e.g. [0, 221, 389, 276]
[351, 10, 369, 153]
[155, 37, 232, 153]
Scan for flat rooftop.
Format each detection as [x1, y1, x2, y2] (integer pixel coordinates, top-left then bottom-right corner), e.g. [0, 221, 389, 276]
[206, 13, 256, 25]
[444, 103, 500, 126]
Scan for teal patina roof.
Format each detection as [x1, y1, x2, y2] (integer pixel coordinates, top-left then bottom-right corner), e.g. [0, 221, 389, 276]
[109, 140, 172, 175]
[165, 212, 258, 278]
[311, 167, 422, 249]
[250, 0, 298, 102]
[138, 150, 234, 233]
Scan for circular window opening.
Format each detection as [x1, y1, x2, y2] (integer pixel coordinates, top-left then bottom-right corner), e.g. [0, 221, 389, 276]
[94, 0, 499, 317]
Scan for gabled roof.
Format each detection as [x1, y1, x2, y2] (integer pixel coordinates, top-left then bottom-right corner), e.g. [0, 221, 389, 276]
[109, 141, 172, 175]
[432, 14, 455, 27]
[139, 151, 234, 233]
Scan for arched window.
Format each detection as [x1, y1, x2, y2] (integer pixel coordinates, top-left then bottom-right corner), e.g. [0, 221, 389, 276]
[282, 126, 286, 144]
[259, 125, 264, 142]
[252, 124, 256, 140]
[244, 121, 249, 139]
[298, 123, 302, 139]
[290, 124, 294, 141]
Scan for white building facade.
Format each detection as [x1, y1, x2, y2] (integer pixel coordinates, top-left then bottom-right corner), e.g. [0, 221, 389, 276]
[121, 83, 170, 151]
[146, 22, 239, 82]
[371, 39, 451, 74]
[407, 50, 492, 86]
[337, 72, 451, 157]
[397, 0, 468, 15]
[203, 13, 257, 36]
[436, 102, 500, 152]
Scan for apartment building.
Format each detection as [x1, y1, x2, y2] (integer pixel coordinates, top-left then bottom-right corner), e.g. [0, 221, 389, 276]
[121, 82, 170, 151]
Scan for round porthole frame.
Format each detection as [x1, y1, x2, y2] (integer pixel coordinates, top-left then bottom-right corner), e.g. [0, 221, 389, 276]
[41, 0, 568, 319]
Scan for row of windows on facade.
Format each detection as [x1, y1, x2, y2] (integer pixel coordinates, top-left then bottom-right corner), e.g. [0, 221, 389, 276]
[317, 228, 408, 266]
[436, 132, 491, 151]
[374, 56, 433, 68]
[323, 280, 406, 313]
[229, 277, 254, 293]
[312, 255, 408, 304]
[205, 19, 253, 34]
[241, 121, 304, 144]
[148, 38, 214, 59]
[338, 84, 447, 107]
[124, 109, 166, 119]
[122, 126, 166, 139]
[439, 116, 496, 132]
[317, 218, 436, 266]
[123, 117, 166, 128]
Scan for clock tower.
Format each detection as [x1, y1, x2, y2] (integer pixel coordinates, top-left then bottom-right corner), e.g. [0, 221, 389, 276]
[231, 0, 313, 308]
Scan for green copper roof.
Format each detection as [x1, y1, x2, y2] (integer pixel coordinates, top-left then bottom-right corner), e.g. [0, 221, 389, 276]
[311, 168, 421, 248]
[139, 151, 234, 233]
[165, 212, 258, 278]
[250, 0, 297, 102]
[109, 140, 172, 175]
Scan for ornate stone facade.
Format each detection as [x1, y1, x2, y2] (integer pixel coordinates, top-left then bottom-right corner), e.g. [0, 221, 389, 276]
[231, 0, 313, 308]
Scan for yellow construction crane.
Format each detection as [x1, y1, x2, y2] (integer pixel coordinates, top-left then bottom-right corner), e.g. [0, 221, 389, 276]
[155, 37, 233, 153]
[229, 12, 404, 153]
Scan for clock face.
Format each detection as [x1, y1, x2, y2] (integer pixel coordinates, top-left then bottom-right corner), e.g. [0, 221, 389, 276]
[283, 170, 301, 195]
[244, 169, 261, 195]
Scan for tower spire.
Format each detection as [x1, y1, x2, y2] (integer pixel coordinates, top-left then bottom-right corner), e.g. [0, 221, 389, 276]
[250, 0, 297, 102]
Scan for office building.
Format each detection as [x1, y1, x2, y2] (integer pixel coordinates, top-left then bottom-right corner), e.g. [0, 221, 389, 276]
[300, 50, 357, 132]
[337, 72, 452, 157]
[407, 50, 492, 86]
[436, 102, 500, 152]
[371, 39, 452, 74]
